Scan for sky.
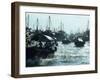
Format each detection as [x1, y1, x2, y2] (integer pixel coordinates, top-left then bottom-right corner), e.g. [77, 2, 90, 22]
[25, 12, 90, 34]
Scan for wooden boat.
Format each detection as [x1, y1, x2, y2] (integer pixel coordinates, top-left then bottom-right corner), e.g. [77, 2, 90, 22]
[26, 34, 58, 59]
[62, 38, 71, 44]
[74, 37, 85, 47]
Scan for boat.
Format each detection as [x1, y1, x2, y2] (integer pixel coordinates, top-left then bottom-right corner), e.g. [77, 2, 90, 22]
[26, 16, 58, 59]
[26, 33, 58, 59]
[62, 38, 71, 44]
[74, 37, 85, 47]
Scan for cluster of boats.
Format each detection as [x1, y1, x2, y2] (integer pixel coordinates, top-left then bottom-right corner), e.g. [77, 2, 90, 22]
[26, 16, 89, 66]
[26, 29, 88, 61]
[62, 36, 87, 47]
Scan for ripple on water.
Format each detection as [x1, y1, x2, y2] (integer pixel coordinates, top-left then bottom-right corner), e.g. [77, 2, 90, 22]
[38, 42, 90, 66]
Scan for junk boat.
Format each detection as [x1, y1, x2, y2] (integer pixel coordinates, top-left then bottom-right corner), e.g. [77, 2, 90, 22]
[62, 38, 71, 44]
[74, 37, 85, 47]
[26, 16, 58, 66]
[26, 33, 58, 59]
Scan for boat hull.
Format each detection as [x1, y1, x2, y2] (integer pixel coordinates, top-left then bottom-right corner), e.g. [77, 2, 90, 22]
[74, 41, 85, 47]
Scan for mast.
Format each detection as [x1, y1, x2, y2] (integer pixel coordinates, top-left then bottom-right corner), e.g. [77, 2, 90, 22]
[48, 16, 51, 30]
[60, 21, 64, 31]
[36, 18, 39, 30]
[86, 20, 89, 31]
[26, 14, 29, 27]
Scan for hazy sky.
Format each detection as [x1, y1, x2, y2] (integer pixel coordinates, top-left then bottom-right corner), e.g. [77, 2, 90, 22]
[25, 12, 90, 34]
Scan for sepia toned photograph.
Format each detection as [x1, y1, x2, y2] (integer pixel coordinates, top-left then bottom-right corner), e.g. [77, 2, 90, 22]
[26, 12, 90, 67]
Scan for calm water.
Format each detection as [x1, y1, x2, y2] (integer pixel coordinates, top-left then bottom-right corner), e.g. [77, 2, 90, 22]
[39, 42, 90, 66]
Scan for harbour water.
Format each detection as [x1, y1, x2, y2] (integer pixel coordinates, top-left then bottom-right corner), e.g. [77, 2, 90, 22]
[39, 42, 90, 66]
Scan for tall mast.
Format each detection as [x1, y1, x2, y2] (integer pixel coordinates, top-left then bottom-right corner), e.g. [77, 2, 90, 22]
[86, 20, 89, 31]
[60, 21, 63, 31]
[26, 14, 29, 27]
[48, 16, 51, 30]
[36, 18, 39, 30]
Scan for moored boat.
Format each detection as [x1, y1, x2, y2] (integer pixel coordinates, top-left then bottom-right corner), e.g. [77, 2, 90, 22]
[26, 34, 58, 59]
[74, 37, 85, 47]
[62, 38, 71, 44]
